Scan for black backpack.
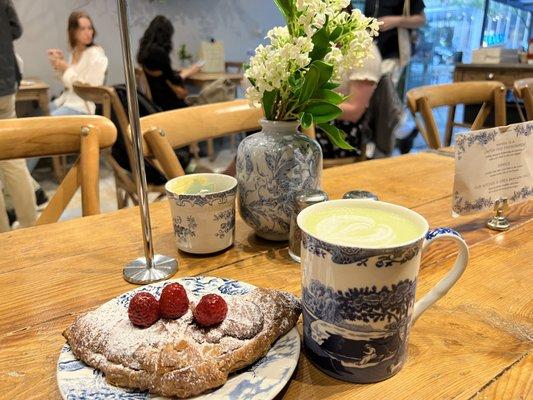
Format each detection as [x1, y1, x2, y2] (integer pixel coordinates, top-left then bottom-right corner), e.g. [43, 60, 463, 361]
[111, 84, 190, 185]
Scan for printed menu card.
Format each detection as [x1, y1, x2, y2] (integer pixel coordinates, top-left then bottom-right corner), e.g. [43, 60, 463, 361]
[453, 122, 532, 216]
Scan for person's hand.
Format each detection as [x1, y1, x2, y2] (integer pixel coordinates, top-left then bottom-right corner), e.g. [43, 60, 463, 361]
[47, 48, 64, 60]
[179, 63, 203, 79]
[190, 63, 203, 74]
[378, 16, 402, 31]
[52, 58, 68, 73]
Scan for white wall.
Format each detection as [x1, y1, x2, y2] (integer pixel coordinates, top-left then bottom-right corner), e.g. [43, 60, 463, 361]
[13, 0, 283, 96]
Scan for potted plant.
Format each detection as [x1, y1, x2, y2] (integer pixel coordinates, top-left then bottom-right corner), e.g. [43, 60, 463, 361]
[237, 0, 378, 241]
[178, 44, 193, 68]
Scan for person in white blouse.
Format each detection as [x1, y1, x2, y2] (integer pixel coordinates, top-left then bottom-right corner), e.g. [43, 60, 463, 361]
[47, 11, 108, 116]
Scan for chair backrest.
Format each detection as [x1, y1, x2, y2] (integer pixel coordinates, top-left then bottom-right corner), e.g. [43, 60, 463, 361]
[406, 81, 506, 149]
[135, 67, 153, 101]
[139, 99, 263, 178]
[0, 115, 116, 225]
[513, 78, 533, 121]
[73, 82, 134, 165]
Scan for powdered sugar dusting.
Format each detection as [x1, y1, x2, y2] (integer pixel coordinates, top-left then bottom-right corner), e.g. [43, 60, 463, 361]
[69, 288, 300, 373]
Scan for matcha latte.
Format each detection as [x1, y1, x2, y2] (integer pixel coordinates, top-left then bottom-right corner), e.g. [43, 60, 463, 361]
[299, 202, 425, 247]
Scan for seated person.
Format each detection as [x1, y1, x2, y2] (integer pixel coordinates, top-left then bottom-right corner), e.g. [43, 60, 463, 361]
[316, 43, 383, 159]
[137, 16, 201, 111]
[47, 11, 108, 116]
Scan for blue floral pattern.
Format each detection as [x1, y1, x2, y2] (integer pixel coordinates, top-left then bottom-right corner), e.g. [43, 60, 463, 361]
[303, 279, 416, 331]
[57, 277, 300, 400]
[513, 122, 532, 137]
[237, 123, 322, 240]
[301, 233, 421, 266]
[425, 227, 462, 241]
[510, 186, 533, 202]
[455, 129, 498, 160]
[172, 215, 197, 242]
[214, 209, 235, 239]
[168, 186, 237, 208]
[453, 191, 494, 214]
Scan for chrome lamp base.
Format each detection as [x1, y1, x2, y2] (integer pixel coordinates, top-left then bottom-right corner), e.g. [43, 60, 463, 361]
[123, 255, 178, 284]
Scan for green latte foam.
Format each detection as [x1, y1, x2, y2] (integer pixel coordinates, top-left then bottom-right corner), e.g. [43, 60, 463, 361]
[303, 206, 421, 247]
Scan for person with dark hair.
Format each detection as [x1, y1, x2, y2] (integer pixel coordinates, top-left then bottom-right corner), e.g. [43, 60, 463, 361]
[47, 11, 108, 116]
[0, 0, 37, 231]
[364, 0, 426, 87]
[137, 15, 202, 111]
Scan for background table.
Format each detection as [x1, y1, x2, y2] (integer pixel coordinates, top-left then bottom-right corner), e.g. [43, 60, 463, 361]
[454, 63, 533, 90]
[187, 71, 243, 90]
[16, 79, 50, 115]
[0, 152, 531, 399]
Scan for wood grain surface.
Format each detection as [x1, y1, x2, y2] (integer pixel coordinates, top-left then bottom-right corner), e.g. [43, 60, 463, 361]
[0, 152, 531, 399]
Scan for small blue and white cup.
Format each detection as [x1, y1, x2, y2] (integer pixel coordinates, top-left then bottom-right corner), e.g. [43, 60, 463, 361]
[297, 199, 469, 383]
[165, 173, 237, 254]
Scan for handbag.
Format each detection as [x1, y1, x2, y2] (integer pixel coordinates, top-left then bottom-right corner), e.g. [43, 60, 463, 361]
[398, 0, 411, 68]
[186, 77, 236, 106]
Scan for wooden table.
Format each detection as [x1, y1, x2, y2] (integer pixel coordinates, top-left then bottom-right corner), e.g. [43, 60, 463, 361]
[16, 78, 50, 115]
[1, 152, 532, 399]
[454, 63, 533, 89]
[187, 72, 243, 90]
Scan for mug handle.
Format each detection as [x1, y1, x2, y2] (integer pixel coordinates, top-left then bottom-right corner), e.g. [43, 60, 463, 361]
[412, 228, 469, 323]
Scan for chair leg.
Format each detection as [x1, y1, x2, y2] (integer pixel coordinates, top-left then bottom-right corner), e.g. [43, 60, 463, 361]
[51, 156, 67, 183]
[115, 184, 127, 209]
[207, 139, 216, 162]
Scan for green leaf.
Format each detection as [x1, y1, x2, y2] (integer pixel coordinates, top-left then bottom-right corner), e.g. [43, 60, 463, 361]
[318, 123, 354, 150]
[313, 89, 343, 105]
[299, 64, 320, 103]
[313, 61, 334, 89]
[309, 26, 331, 61]
[323, 82, 341, 90]
[262, 90, 277, 120]
[288, 75, 301, 88]
[304, 102, 341, 123]
[329, 26, 343, 42]
[273, 0, 293, 25]
[300, 112, 313, 130]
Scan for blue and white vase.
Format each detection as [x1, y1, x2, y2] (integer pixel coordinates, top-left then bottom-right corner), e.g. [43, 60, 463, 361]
[236, 119, 322, 241]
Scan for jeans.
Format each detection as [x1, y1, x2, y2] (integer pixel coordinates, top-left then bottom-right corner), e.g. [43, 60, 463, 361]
[0, 93, 37, 231]
[49, 102, 86, 116]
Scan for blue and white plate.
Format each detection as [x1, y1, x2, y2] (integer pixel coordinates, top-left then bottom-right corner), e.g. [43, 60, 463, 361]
[57, 276, 300, 400]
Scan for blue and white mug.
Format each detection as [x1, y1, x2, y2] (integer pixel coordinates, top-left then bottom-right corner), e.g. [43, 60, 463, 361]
[166, 173, 237, 254]
[297, 199, 469, 383]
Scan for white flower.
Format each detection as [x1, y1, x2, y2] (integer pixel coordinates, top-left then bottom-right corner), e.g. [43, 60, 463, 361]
[245, 1, 378, 120]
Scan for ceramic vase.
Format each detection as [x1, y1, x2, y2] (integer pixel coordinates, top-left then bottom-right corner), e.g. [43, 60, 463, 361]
[236, 119, 322, 241]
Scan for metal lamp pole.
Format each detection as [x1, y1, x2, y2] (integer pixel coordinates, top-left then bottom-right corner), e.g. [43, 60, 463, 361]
[117, 0, 178, 284]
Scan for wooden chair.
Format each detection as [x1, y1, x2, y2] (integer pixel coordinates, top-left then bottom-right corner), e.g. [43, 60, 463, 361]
[135, 67, 153, 101]
[513, 78, 533, 121]
[73, 82, 166, 208]
[139, 99, 262, 178]
[0, 115, 116, 225]
[139, 99, 319, 178]
[406, 81, 506, 149]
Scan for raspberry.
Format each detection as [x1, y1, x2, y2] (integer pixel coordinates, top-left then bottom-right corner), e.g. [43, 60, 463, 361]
[193, 294, 228, 327]
[128, 292, 160, 328]
[159, 283, 189, 319]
